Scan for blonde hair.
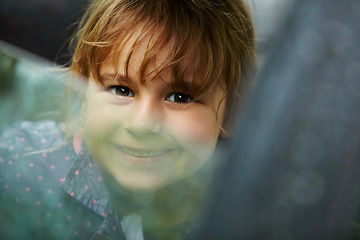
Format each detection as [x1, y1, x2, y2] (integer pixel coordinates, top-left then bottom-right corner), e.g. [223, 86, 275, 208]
[70, 0, 257, 131]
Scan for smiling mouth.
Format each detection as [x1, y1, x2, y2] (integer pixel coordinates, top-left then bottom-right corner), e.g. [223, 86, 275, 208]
[116, 145, 175, 158]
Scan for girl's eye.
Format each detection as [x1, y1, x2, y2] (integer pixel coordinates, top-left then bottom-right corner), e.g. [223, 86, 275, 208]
[166, 93, 194, 103]
[109, 86, 134, 97]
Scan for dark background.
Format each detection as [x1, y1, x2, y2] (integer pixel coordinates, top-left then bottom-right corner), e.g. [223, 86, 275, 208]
[0, 0, 295, 66]
[0, 0, 87, 65]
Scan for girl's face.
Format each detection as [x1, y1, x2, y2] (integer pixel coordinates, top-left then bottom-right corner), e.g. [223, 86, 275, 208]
[83, 31, 226, 191]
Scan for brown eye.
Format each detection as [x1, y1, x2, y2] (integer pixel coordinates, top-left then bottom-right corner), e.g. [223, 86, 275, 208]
[167, 93, 194, 103]
[110, 86, 134, 97]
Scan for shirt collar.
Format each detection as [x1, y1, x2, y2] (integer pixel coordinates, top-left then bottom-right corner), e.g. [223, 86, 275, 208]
[59, 140, 110, 217]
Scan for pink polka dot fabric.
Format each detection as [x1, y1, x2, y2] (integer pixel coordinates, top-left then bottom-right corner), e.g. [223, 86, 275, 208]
[0, 121, 124, 239]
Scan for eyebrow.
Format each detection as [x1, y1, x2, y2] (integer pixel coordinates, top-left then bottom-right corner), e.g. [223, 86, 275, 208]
[169, 80, 202, 95]
[98, 73, 129, 85]
[99, 72, 203, 95]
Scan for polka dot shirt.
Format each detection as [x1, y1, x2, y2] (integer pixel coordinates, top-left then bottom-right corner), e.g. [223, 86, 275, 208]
[0, 121, 125, 239]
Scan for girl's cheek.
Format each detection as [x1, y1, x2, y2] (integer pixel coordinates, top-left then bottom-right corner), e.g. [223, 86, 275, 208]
[169, 111, 221, 151]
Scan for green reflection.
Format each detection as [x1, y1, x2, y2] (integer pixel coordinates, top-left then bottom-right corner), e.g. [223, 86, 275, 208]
[0, 41, 216, 240]
[0, 42, 68, 134]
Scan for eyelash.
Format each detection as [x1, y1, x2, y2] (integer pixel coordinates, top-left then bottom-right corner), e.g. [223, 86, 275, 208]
[166, 93, 194, 103]
[108, 86, 195, 104]
[109, 85, 134, 97]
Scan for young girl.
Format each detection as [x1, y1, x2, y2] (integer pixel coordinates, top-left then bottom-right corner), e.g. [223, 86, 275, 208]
[0, 0, 256, 239]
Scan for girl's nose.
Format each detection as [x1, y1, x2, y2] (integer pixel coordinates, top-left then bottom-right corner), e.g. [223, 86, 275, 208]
[124, 98, 163, 138]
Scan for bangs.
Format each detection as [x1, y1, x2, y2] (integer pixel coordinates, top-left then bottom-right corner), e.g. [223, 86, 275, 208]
[74, 0, 227, 98]
[70, 0, 257, 129]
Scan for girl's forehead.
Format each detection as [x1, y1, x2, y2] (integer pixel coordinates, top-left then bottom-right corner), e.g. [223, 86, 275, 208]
[100, 28, 201, 87]
[99, 55, 201, 94]
[109, 30, 170, 73]
[93, 23, 221, 96]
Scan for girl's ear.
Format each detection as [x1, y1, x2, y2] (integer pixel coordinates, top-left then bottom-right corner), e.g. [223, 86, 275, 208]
[81, 103, 87, 120]
[220, 121, 230, 138]
[217, 90, 230, 138]
[219, 107, 237, 139]
[220, 128, 230, 138]
[80, 77, 90, 121]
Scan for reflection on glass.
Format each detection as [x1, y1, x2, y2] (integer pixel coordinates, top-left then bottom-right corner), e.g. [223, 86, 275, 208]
[0, 44, 72, 134]
[0, 0, 257, 239]
[0, 40, 223, 240]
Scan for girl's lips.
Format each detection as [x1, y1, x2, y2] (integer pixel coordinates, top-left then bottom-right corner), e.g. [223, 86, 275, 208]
[117, 145, 173, 158]
[112, 144, 180, 166]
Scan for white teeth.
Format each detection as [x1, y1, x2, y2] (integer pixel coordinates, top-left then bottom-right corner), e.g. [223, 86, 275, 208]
[119, 147, 169, 157]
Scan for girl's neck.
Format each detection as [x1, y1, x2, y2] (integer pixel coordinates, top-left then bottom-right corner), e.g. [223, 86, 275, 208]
[104, 172, 206, 227]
